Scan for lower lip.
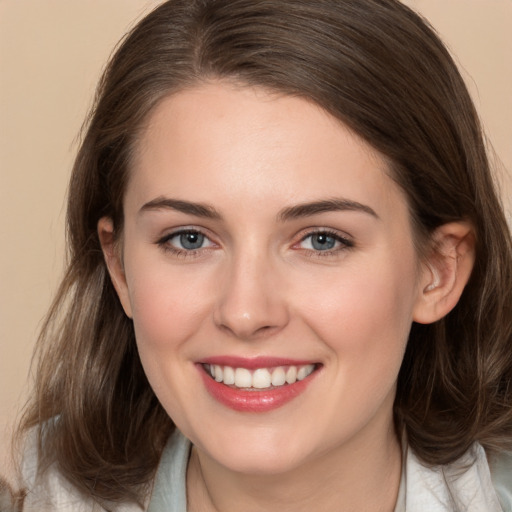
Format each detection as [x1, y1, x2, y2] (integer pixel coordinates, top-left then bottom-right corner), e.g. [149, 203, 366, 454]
[197, 365, 318, 412]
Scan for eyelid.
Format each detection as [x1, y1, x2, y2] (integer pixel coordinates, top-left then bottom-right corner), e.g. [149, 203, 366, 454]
[293, 227, 355, 255]
[154, 225, 354, 259]
[155, 226, 218, 256]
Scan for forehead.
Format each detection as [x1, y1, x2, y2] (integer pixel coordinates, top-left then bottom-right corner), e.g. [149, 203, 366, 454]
[127, 82, 409, 226]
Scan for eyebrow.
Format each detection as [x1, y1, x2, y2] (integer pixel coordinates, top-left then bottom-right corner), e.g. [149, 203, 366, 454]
[139, 197, 222, 219]
[139, 196, 379, 221]
[277, 198, 379, 221]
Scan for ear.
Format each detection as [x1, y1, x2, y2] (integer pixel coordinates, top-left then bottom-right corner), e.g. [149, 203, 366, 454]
[97, 217, 133, 318]
[413, 222, 476, 324]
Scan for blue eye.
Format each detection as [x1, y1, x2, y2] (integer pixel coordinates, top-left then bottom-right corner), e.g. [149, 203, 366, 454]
[158, 229, 214, 253]
[309, 233, 337, 250]
[299, 231, 353, 253]
[175, 231, 206, 250]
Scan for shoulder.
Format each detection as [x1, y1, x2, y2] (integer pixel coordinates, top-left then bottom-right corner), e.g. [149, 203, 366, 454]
[21, 429, 143, 512]
[21, 429, 101, 511]
[489, 449, 512, 512]
[404, 442, 505, 511]
[146, 429, 190, 512]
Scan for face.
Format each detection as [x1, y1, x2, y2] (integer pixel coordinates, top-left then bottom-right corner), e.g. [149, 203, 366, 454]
[107, 82, 428, 475]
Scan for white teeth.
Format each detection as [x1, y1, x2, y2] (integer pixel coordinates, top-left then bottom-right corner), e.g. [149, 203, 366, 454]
[234, 368, 252, 388]
[271, 367, 286, 386]
[252, 368, 272, 389]
[297, 364, 315, 381]
[223, 366, 235, 385]
[285, 366, 297, 384]
[205, 363, 316, 389]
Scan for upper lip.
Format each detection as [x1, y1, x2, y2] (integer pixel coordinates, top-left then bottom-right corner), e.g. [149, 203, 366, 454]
[199, 356, 318, 369]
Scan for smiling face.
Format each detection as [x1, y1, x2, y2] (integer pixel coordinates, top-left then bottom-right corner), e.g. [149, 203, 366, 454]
[101, 82, 428, 475]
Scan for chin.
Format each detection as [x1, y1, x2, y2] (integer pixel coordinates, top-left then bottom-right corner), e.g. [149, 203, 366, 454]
[215, 448, 305, 476]
[194, 424, 317, 476]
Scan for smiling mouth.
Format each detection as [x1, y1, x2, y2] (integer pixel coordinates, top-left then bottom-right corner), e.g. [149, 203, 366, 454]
[202, 363, 318, 390]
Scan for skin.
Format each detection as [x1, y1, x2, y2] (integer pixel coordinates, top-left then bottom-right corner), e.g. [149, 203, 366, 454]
[99, 82, 475, 511]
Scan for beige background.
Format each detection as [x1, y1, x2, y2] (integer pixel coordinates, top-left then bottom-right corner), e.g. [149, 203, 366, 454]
[1, 0, 511, 480]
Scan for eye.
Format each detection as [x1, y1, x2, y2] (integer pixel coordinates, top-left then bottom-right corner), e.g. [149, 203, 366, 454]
[302, 232, 338, 251]
[157, 229, 215, 254]
[297, 230, 353, 254]
[173, 231, 209, 250]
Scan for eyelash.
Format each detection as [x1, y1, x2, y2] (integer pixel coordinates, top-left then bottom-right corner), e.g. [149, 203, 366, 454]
[296, 229, 354, 258]
[156, 229, 216, 258]
[156, 228, 354, 259]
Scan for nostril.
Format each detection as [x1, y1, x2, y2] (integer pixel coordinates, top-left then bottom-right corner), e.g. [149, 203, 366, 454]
[216, 321, 282, 341]
[213, 273, 290, 339]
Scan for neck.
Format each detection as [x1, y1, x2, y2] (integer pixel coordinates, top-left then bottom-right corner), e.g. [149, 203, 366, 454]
[187, 415, 402, 512]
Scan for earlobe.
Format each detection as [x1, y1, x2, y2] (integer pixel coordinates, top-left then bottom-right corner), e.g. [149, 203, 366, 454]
[413, 222, 476, 325]
[97, 217, 133, 318]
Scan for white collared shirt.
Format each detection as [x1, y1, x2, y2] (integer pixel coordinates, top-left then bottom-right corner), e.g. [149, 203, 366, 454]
[21, 429, 512, 511]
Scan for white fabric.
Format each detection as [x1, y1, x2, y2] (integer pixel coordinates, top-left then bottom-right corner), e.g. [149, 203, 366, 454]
[147, 431, 509, 511]
[396, 443, 504, 512]
[489, 451, 512, 512]
[20, 433, 144, 512]
[21, 428, 511, 511]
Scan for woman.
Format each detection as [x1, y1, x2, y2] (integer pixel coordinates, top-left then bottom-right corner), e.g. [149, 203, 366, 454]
[14, 0, 512, 510]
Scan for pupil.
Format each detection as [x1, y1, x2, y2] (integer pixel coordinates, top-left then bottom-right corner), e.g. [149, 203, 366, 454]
[312, 234, 335, 250]
[180, 232, 204, 250]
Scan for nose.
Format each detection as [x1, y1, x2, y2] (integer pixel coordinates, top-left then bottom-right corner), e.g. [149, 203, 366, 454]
[213, 251, 289, 340]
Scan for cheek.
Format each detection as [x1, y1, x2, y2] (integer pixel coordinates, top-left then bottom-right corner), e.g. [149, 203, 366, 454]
[122, 256, 215, 419]
[120, 264, 211, 376]
[123, 253, 215, 353]
[300, 254, 418, 374]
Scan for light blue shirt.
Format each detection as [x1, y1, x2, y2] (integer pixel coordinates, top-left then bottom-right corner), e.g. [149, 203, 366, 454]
[148, 430, 512, 512]
[21, 428, 512, 511]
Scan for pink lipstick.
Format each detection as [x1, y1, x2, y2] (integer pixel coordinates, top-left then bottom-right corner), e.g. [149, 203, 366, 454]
[197, 356, 320, 412]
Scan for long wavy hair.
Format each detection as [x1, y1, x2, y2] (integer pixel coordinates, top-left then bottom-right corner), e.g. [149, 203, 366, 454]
[18, 0, 512, 506]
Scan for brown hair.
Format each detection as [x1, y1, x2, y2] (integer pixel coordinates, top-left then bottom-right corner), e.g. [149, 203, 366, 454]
[18, 0, 512, 506]
[0, 477, 25, 512]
